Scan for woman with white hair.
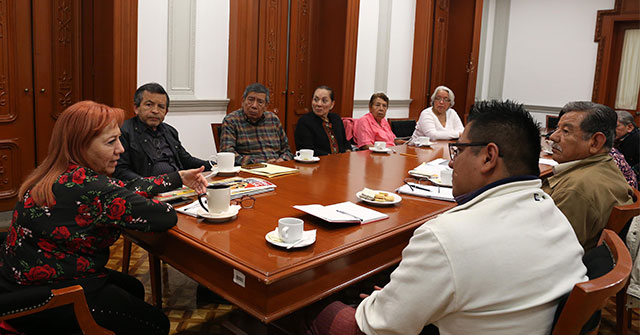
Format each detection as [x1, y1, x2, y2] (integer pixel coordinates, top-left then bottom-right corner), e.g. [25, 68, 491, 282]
[409, 86, 464, 142]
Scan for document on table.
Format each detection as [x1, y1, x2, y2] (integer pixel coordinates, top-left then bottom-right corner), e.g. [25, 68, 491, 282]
[293, 201, 388, 224]
[539, 158, 558, 166]
[396, 183, 455, 202]
[241, 163, 299, 178]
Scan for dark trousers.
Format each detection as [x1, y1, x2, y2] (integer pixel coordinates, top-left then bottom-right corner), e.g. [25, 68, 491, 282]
[7, 270, 169, 335]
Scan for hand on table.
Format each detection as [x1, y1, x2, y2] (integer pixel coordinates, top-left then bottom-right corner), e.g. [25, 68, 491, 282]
[179, 166, 207, 195]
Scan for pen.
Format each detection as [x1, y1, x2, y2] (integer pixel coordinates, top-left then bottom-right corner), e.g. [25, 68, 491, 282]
[399, 153, 418, 158]
[407, 182, 431, 192]
[403, 180, 415, 191]
[336, 210, 364, 223]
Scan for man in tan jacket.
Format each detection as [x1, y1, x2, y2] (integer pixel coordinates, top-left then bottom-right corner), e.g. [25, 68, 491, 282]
[543, 101, 634, 250]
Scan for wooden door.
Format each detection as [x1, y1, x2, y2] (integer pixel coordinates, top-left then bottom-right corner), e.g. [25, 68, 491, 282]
[0, 0, 36, 211]
[228, 0, 360, 152]
[32, 0, 83, 164]
[593, 0, 640, 125]
[409, 0, 483, 122]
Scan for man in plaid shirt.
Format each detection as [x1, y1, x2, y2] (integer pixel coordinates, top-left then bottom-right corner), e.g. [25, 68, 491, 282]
[220, 83, 294, 165]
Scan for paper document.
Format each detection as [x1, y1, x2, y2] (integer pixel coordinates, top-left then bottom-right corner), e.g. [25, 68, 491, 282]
[241, 163, 299, 178]
[538, 158, 558, 166]
[293, 201, 388, 224]
[408, 159, 450, 178]
[396, 183, 455, 202]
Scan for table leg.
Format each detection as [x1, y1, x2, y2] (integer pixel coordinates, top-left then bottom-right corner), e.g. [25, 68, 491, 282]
[148, 253, 162, 308]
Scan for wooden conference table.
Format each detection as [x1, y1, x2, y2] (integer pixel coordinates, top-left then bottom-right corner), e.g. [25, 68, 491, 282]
[125, 142, 555, 323]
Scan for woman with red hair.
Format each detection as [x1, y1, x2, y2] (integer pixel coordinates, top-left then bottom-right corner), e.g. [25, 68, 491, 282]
[0, 101, 206, 334]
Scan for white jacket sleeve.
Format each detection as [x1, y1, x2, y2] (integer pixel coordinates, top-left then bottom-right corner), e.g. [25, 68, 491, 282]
[355, 225, 456, 335]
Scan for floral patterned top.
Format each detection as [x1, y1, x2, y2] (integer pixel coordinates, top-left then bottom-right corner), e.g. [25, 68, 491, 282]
[0, 164, 180, 285]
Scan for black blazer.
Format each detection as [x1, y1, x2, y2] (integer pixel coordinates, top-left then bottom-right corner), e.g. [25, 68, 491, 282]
[114, 117, 209, 181]
[294, 112, 350, 156]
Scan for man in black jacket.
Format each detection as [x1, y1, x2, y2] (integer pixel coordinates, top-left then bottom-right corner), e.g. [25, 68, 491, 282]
[615, 110, 639, 177]
[114, 83, 210, 181]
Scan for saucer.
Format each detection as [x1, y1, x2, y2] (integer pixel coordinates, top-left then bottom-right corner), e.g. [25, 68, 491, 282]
[196, 205, 241, 222]
[295, 156, 320, 163]
[217, 166, 241, 175]
[265, 229, 316, 248]
[369, 147, 391, 154]
[356, 190, 402, 206]
[416, 142, 433, 147]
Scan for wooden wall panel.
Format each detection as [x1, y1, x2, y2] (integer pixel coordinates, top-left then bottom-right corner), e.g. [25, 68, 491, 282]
[593, 0, 640, 124]
[32, 0, 83, 164]
[409, 0, 435, 120]
[0, 0, 35, 211]
[227, 0, 261, 113]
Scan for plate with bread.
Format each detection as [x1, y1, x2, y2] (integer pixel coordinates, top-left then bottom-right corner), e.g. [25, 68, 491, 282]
[356, 188, 402, 206]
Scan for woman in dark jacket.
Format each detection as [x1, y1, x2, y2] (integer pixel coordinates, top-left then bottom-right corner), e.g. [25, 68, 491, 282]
[295, 85, 351, 156]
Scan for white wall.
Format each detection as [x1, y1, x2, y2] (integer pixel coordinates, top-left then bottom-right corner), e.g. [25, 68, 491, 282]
[501, 0, 615, 107]
[353, 0, 416, 119]
[138, 0, 229, 159]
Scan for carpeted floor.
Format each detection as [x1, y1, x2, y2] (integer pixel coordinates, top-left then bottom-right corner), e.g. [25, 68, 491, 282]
[103, 235, 639, 334]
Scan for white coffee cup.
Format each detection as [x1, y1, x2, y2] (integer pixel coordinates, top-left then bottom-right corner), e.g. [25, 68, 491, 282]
[296, 149, 314, 160]
[374, 141, 386, 151]
[440, 168, 453, 185]
[278, 217, 304, 243]
[198, 183, 231, 214]
[417, 136, 431, 146]
[217, 152, 235, 171]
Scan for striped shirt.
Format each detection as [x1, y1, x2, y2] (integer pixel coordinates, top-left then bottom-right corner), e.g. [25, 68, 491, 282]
[220, 109, 294, 165]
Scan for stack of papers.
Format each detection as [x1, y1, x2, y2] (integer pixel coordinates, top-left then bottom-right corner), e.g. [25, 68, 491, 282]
[294, 201, 388, 224]
[408, 159, 450, 179]
[219, 177, 276, 198]
[538, 158, 558, 166]
[241, 163, 299, 178]
[396, 183, 455, 202]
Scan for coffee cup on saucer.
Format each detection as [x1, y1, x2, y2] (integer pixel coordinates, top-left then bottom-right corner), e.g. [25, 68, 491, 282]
[198, 183, 231, 213]
[374, 141, 386, 151]
[216, 152, 235, 172]
[296, 149, 314, 160]
[417, 136, 432, 146]
[278, 217, 303, 243]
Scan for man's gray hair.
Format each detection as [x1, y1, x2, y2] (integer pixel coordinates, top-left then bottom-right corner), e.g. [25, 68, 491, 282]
[616, 110, 637, 128]
[430, 86, 455, 107]
[559, 101, 616, 149]
[242, 83, 270, 104]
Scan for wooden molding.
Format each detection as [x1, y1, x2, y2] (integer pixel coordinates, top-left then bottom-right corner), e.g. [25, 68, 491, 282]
[227, 0, 260, 114]
[111, 0, 138, 112]
[592, 0, 639, 104]
[338, 0, 360, 118]
[409, 0, 435, 120]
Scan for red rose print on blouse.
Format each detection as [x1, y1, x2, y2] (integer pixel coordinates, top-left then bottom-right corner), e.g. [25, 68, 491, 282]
[107, 198, 127, 220]
[72, 168, 86, 184]
[58, 174, 69, 184]
[24, 264, 57, 282]
[77, 256, 90, 272]
[92, 196, 103, 213]
[37, 239, 57, 253]
[136, 191, 149, 198]
[6, 226, 17, 247]
[23, 196, 35, 209]
[153, 178, 163, 185]
[51, 226, 71, 239]
[75, 204, 93, 227]
[11, 210, 17, 224]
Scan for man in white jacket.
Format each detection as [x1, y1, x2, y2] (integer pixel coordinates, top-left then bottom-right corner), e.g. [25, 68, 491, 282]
[307, 100, 588, 335]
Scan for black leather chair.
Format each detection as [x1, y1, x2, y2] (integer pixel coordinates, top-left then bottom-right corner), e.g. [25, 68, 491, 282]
[389, 119, 416, 140]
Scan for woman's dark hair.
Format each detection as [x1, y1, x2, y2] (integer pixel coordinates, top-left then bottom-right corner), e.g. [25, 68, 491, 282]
[314, 85, 335, 101]
[369, 92, 389, 106]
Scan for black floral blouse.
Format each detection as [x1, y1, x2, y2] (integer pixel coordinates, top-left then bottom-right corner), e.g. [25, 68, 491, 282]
[0, 164, 180, 285]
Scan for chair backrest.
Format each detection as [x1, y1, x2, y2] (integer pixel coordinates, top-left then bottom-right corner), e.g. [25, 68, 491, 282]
[546, 115, 559, 131]
[605, 188, 640, 234]
[552, 229, 632, 335]
[388, 118, 416, 140]
[211, 123, 222, 151]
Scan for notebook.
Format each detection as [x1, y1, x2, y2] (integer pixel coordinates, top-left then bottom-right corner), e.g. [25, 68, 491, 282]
[240, 163, 299, 178]
[293, 201, 388, 224]
[396, 183, 455, 202]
